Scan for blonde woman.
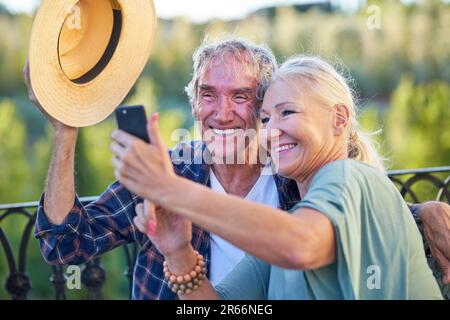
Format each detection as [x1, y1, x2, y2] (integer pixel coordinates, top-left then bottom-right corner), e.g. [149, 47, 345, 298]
[112, 56, 442, 299]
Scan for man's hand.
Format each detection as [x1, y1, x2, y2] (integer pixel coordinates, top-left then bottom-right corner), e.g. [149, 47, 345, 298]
[111, 113, 177, 204]
[23, 59, 73, 132]
[134, 200, 192, 258]
[419, 201, 450, 285]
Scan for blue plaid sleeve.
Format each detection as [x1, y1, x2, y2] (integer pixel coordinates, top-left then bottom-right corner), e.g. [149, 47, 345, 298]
[34, 181, 142, 265]
[406, 202, 422, 222]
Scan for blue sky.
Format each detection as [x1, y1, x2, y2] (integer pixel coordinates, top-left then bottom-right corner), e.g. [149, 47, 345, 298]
[0, 0, 363, 22]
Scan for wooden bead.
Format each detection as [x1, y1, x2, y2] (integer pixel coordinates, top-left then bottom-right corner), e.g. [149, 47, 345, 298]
[163, 251, 208, 295]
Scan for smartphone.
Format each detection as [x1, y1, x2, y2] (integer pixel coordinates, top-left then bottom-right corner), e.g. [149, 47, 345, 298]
[115, 105, 150, 143]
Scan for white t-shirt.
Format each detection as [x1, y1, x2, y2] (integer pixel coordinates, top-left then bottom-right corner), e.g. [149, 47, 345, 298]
[209, 167, 280, 286]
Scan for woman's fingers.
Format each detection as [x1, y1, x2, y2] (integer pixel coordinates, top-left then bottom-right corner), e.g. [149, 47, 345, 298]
[147, 113, 165, 151]
[113, 168, 140, 192]
[133, 203, 147, 234]
[113, 156, 145, 183]
[111, 130, 135, 148]
[111, 135, 154, 178]
[134, 200, 180, 239]
[133, 216, 147, 234]
[145, 200, 157, 236]
[134, 202, 157, 235]
[110, 141, 127, 158]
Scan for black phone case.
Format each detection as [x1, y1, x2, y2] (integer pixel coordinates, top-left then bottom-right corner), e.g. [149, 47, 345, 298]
[115, 105, 150, 143]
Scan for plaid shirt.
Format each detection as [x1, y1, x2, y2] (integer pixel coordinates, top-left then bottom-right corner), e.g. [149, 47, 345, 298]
[34, 141, 301, 300]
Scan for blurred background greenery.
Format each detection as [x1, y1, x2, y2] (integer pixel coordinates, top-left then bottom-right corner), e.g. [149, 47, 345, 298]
[0, 0, 449, 299]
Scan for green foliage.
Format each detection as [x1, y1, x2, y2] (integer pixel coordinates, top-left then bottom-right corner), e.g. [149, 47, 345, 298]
[386, 76, 450, 169]
[0, 99, 31, 202]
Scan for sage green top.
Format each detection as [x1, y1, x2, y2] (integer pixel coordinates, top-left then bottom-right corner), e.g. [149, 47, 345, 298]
[215, 159, 442, 300]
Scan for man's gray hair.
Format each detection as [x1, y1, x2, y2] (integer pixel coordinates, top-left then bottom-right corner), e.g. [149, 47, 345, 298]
[185, 37, 278, 113]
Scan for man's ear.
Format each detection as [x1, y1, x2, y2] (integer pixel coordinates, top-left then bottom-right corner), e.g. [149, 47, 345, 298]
[333, 104, 350, 136]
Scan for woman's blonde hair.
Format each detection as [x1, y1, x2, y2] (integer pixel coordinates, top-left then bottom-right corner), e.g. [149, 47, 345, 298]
[272, 56, 386, 171]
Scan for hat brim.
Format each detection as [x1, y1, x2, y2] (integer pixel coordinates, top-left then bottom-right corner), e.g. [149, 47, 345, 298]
[29, 0, 157, 127]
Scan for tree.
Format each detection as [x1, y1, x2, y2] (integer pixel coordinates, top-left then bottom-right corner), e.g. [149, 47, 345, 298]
[0, 99, 31, 202]
[386, 76, 450, 169]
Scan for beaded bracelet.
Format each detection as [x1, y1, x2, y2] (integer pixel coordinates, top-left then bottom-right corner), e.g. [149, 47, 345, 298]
[164, 250, 207, 295]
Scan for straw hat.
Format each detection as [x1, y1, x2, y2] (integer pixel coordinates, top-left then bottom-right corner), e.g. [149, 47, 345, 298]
[29, 0, 157, 127]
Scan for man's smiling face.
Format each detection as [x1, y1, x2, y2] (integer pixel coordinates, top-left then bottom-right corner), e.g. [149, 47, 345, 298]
[194, 54, 259, 163]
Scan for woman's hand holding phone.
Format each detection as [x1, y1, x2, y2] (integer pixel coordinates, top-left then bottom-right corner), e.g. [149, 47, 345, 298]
[111, 111, 177, 204]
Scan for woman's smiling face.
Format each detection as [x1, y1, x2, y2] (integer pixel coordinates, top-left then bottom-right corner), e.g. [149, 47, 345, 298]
[259, 78, 341, 181]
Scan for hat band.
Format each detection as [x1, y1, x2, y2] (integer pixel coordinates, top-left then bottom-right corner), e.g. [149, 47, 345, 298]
[62, 7, 123, 85]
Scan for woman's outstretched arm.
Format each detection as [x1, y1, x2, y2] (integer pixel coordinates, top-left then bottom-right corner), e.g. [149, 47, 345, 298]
[158, 176, 336, 270]
[112, 114, 336, 270]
